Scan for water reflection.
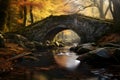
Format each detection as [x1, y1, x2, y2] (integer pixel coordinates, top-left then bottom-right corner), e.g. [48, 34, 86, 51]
[30, 47, 95, 80]
[2, 46, 111, 80]
[51, 47, 80, 70]
[54, 52, 80, 70]
[19, 47, 119, 80]
[33, 73, 49, 80]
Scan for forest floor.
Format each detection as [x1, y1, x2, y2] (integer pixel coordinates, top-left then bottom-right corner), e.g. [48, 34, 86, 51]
[0, 42, 29, 72]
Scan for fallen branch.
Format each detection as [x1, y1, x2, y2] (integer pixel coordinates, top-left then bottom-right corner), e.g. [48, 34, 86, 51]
[6, 52, 32, 61]
[0, 52, 32, 65]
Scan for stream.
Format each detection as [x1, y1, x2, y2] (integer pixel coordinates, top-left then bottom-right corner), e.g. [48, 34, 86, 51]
[0, 46, 119, 80]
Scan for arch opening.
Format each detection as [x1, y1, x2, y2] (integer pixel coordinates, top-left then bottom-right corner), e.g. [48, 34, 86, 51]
[53, 30, 81, 46]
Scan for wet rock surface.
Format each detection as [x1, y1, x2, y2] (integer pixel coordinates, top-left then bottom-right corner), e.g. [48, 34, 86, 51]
[69, 41, 120, 80]
[72, 43, 120, 66]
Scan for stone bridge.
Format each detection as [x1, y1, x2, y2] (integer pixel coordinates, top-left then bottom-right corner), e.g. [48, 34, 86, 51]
[19, 14, 112, 43]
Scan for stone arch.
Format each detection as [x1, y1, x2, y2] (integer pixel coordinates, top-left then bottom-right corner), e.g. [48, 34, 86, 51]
[43, 25, 81, 42]
[19, 14, 111, 43]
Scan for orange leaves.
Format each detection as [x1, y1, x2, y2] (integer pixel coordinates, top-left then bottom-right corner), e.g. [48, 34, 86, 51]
[17, 19, 23, 24]
[11, 0, 43, 9]
[98, 33, 120, 45]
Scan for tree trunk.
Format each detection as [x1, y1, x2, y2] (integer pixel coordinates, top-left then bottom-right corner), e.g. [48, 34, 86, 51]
[30, 5, 34, 24]
[6, 8, 12, 32]
[99, 0, 105, 19]
[23, 0, 27, 27]
[0, 0, 10, 31]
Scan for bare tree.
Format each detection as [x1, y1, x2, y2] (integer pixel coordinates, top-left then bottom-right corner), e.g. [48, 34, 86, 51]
[63, 0, 94, 14]
[71, 0, 110, 19]
[109, 0, 120, 32]
[90, 0, 111, 19]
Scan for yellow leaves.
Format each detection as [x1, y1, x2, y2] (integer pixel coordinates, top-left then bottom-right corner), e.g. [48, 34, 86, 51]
[10, 0, 74, 22]
[30, 0, 72, 17]
[11, 0, 113, 24]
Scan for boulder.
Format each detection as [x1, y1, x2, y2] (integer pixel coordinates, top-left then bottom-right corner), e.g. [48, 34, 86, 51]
[77, 47, 120, 68]
[70, 43, 97, 55]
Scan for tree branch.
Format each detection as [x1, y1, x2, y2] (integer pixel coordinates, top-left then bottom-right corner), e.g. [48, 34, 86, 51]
[75, 3, 95, 13]
[109, 0, 114, 16]
[104, 5, 110, 17]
